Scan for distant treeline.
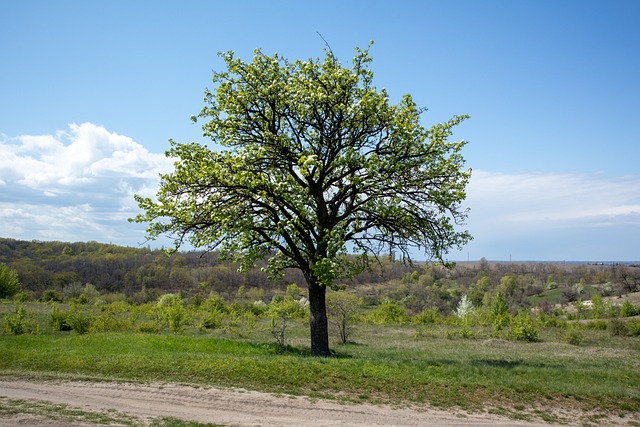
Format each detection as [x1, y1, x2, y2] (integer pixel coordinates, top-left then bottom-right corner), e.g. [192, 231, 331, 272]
[1, 238, 638, 310]
[0, 238, 415, 300]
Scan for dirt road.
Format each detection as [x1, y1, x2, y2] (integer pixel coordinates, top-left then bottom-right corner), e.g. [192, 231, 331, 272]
[0, 379, 576, 427]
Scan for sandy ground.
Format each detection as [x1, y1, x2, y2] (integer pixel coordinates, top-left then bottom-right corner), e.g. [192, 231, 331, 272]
[0, 379, 575, 427]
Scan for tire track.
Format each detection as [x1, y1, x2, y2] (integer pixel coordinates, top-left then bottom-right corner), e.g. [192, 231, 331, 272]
[0, 379, 568, 426]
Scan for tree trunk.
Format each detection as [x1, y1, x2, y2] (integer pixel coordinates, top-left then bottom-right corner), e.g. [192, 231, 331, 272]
[307, 277, 330, 357]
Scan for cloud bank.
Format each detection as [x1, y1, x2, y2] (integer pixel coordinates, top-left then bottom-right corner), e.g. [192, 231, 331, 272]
[0, 123, 172, 245]
[1, 124, 638, 260]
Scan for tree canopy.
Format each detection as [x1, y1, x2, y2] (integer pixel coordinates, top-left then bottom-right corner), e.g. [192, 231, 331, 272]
[133, 43, 471, 355]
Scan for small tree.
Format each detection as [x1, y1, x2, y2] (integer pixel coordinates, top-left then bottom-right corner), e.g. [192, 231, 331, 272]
[133, 44, 471, 356]
[326, 291, 361, 343]
[0, 263, 21, 299]
[268, 297, 308, 349]
[455, 294, 474, 318]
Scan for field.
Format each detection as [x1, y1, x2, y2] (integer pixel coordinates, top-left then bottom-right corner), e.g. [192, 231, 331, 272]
[1, 297, 640, 426]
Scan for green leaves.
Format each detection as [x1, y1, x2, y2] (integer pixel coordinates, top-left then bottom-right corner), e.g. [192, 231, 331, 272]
[133, 44, 471, 288]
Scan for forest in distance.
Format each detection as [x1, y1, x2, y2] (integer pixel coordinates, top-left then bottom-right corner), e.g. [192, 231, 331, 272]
[1, 237, 639, 316]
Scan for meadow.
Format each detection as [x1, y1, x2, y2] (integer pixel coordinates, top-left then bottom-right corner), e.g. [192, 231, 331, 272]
[1, 292, 640, 426]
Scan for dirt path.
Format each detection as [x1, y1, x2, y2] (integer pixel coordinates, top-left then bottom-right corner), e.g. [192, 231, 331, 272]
[0, 379, 572, 427]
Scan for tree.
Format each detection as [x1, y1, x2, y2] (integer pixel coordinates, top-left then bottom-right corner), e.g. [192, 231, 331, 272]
[132, 44, 471, 356]
[326, 291, 361, 343]
[0, 263, 21, 299]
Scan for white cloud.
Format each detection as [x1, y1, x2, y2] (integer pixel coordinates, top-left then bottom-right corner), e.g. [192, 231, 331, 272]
[460, 170, 640, 260]
[1, 125, 638, 260]
[467, 170, 640, 229]
[0, 123, 173, 245]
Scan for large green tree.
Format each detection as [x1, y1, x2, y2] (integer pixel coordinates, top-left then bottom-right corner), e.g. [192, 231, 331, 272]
[133, 44, 471, 356]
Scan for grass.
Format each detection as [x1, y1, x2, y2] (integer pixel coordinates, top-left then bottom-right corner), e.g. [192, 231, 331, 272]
[0, 396, 139, 426]
[1, 300, 640, 424]
[1, 323, 639, 420]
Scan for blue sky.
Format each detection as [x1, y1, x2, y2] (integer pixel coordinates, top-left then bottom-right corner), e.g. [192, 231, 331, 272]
[1, 0, 639, 261]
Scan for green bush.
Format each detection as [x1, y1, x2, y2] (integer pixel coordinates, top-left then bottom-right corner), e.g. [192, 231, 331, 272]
[3, 306, 35, 335]
[412, 308, 439, 325]
[66, 309, 92, 334]
[268, 297, 307, 348]
[627, 319, 640, 336]
[537, 312, 563, 328]
[563, 327, 584, 345]
[490, 292, 509, 318]
[326, 291, 361, 344]
[137, 320, 161, 333]
[41, 289, 63, 303]
[508, 313, 539, 342]
[90, 311, 129, 333]
[365, 301, 409, 325]
[608, 319, 629, 337]
[13, 291, 32, 303]
[586, 320, 608, 330]
[619, 300, 638, 318]
[458, 325, 474, 339]
[492, 313, 511, 331]
[0, 263, 21, 299]
[50, 304, 72, 331]
[201, 308, 225, 329]
[157, 294, 189, 333]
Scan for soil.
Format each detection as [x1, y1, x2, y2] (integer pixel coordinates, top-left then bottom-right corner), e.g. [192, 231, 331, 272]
[0, 378, 575, 427]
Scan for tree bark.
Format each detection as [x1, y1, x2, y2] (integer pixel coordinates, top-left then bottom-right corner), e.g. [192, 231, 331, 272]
[307, 277, 330, 357]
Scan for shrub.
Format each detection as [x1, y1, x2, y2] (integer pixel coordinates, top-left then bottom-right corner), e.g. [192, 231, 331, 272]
[326, 291, 361, 344]
[586, 320, 608, 330]
[492, 313, 511, 332]
[0, 263, 21, 299]
[62, 282, 84, 302]
[137, 320, 161, 333]
[90, 311, 129, 333]
[268, 297, 307, 349]
[600, 282, 614, 297]
[3, 306, 35, 335]
[560, 288, 578, 304]
[157, 294, 189, 333]
[627, 319, 640, 336]
[590, 294, 605, 319]
[50, 304, 72, 331]
[508, 313, 539, 342]
[365, 301, 409, 325]
[41, 289, 63, 303]
[608, 318, 629, 337]
[455, 294, 474, 318]
[619, 300, 638, 318]
[13, 291, 32, 303]
[66, 309, 92, 334]
[458, 325, 474, 339]
[413, 308, 439, 325]
[563, 327, 584, 346]
[490, 292, 508, 318]
[200, 308, 225, 329]
[537, 312, 563, 328]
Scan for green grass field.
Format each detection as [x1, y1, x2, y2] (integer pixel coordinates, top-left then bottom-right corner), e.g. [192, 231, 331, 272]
[2, 320, 640, 424]
[2, 297, 640, 425]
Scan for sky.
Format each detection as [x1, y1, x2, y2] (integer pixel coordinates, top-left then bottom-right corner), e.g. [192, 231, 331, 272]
[1, 0, 639, 262]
